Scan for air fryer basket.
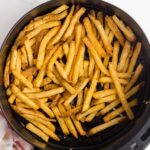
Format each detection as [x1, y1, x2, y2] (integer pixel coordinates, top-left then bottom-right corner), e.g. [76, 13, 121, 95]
[0, 0, 150, 150]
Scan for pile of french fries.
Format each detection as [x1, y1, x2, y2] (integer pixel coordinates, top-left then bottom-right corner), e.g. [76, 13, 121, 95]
[4, 4, 144, 142]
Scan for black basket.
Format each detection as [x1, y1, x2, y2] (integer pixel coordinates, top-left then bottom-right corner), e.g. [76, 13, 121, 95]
[0, 0, 150, 150]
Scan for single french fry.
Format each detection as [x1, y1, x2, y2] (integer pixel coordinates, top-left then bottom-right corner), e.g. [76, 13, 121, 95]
[83, 17, 106, 57]
[77, 104, 105, 120]
[87, 117, 125, 136]
[47, 46, 63, 72]
[127, 42, 142, 74]
[75, 23, 82, 54]
[85, 112, 97, 122]
[44, 84, 59, 91]
[12, 70, 33, 89]
[33, 69, 45, 88]
[8, 94, 16, 104]
[97, 11, 103, 25]
[99, 77, 128, 85]
[6, 87, 12, 96]
[51, 4, 69, 14]
[83, 37, 109, 75]
[109, 63, 134, 120]
[124, 64, 143, 93]
[61, 106, 82, 117]
[21, 67, 37, 78]
[24, 40, 34, 66]
[64, 78, 89, 108]
[117, 72, 132, 79]
[52, 106, 69, 135]
[64, 41, 75, 75]
[26, 87, 65, 99]
[21, 46, 28, 69]
[10, 46, 17, 70]
[89, 15, 113, 54]
[36, 26, 60, 69]
[82, 69, 100, 112]
[63, 7, 86, 40]
[105, 16, 125, 46]
[62, 42, 69, 58]
[26, 21, 61, 39]
[104, 99, 138, 122]
[92, 94, 116, 105]
[26, 123, 49, 142]
[11, 85, 39, 110]
[83, 60, 89, 77]
[71, 114, 86, 136]
[89, 53, 95, 78]
[112, 41, 120, 70]
[93, 89, 116, 99]
[117, 41, 131, 72]
[55, 61, 68, 80]
[77, 91, 83, 106]
[4, 55, 10, 88]
[50, 94, 61, 107]
[112, 15, 136, 42]
[72, 43, 85, 84]
[39, 103, 55, 118]
[58, 103, 78, 138]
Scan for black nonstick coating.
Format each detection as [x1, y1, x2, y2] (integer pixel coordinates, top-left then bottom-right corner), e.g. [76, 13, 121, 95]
[0, 0, 150, 150]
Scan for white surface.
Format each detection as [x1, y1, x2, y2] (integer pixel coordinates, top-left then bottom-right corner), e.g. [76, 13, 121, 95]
[0, 0, 150, 149]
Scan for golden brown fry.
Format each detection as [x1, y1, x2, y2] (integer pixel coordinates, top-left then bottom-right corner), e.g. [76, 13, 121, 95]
[24, 40, 34, 66]
[117, 41, 131, 72]
[89, 53, 95, 78]
[11, 85, 39, 110]
[112, 15, 136, 42]
[92, 94, 116, 105]
[99, 77, 128, 85]
[127, 42, 141, 74]
[72, 43, 85, 83]
[62, 42, 69, 58]
[26, 87, 64, 99]
[8, 94, 16, 104]
[112, 41, 120, 69]
[36, 26, 60, 69]
[83, 37, 109, 75]
[50, 95, 61, 108]
[48, 72, 60, 84]
[51, 4, 69, 14]
[87, 117, 125, 136]
[63, 7, 86, 40]
[6, 87, 12, 96]
[124, 64, 143, 93]
[82, 69, 100, 112]
[97, 11, 103, 25]
[10, 46, 17, 71]
[83, 17, 106, 57]
[105, 16, 125, 46]
[41, 77, 52, 87]
[77, 104, 105, 120]
[4, 55, 10, 88]
[21, 46, 28, 69]
[109, 63, 134, 120]
[47, 46, 63, 72]
[12, 70, 33, 89]
[26, 123, 49, 142]
[83, 60, 89, 77]
[44, 83, 59, 91]
[85, 112, 97, 122]
[64, 41, 75, 75]
[104, 99, 138, 122]
[77, 91, 83, 106]
[93, 89, 116, 99]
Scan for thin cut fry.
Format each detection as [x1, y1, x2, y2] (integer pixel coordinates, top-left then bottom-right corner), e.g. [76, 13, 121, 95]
[51, 4, 69, 14]
[109, 63, 134, 120]
[4, 56, 10, 88]
[87, 117, 125, 136]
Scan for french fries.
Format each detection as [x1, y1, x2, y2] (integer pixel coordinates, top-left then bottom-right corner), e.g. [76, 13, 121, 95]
[4, 5, 144, 142]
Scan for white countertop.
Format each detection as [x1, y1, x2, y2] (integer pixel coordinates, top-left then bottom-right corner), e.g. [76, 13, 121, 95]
[0, 0, 150, 149]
